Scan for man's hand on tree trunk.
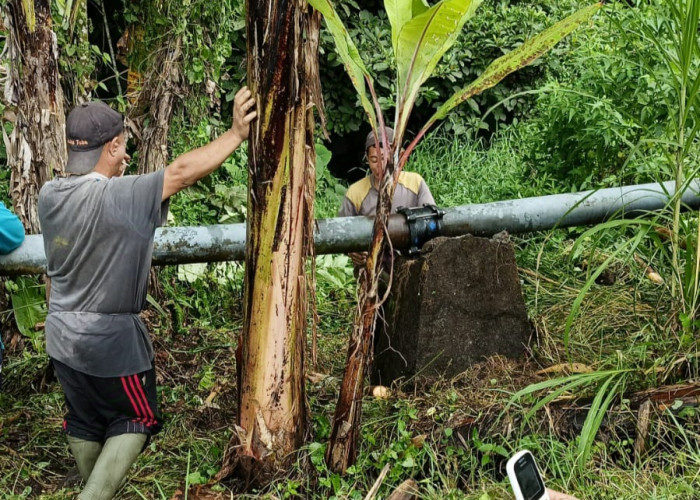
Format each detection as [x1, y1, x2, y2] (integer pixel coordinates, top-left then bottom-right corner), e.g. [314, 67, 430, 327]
[231, 87, 256, 143]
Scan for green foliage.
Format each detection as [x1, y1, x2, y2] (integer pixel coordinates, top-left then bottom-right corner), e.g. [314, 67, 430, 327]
[423, 3, 602, 130]
[510, 369, 632, 472]
[317, 0, 588, 136]
[197, 363, 216, 391]
[525, 0, 696, 187]
[7, 278, 46, 352]
[316, 254, 354, 290]
[315, 144, 347, 217]
[471, 430, 508, 466]
[310, 0, 378, 131]
[109, 0, 605, 145]
[305, 399, 436, 499]
[311, 0, 599, 179]
[167, 117, 248, 226]
[124, 0, 246, 134]
[51, 0, 98, 104]
[405, 128, 560, 207]
[0, 163, 12, 208]
[162, 262, 244, 330]
[548, 0, 700, 351]
[125, 0, 244, 86]
[563, 220, 653, 349]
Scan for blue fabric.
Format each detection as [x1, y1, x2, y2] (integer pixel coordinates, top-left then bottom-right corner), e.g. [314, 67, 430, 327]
[0, 201, 20, 391]
[0, 201, 24, 254]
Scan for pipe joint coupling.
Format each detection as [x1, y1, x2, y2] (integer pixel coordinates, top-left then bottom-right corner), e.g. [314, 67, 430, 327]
[396, 204, 445, 256]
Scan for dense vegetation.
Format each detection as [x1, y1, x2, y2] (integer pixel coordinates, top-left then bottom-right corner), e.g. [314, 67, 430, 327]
[1, 0, 698, 498]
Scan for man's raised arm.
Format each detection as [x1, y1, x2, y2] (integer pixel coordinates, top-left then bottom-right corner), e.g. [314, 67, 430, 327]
[162, 86, 256, 201]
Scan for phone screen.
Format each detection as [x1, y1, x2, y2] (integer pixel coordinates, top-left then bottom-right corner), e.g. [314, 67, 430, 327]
[516, 456, 546, 500]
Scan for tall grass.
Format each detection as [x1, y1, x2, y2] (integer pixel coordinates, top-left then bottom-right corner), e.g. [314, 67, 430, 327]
[564, 0, 700, 342]
[621, 0, 700, 319]
[509, 0, 700, 479]
[404, 128, 563, 207]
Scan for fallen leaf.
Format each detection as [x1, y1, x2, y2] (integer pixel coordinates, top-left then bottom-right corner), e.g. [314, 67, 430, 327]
[536, 363, 593, 376]
[203, 385, 221, 408]
[306, 371, 329, 384]
[646, 271, 664, 284]
[411, 434, 426, 448]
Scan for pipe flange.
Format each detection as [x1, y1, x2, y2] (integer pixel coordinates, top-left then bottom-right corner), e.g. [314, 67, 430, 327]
[396, 204, 445, 256]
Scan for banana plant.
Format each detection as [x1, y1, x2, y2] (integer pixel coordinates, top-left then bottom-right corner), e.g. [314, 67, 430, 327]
[3, 0, 68, 233]
[307, 0, 602, 473]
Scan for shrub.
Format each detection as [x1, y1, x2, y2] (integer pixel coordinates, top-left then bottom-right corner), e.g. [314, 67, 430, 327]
[524, 1, 679, 188]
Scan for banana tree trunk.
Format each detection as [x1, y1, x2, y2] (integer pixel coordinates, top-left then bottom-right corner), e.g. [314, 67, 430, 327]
[3, 0, 66, 234]
[326, 156, 398, 473]
[128, 32, 182, 176]
[217, 0, 318, 484]
[133, 34, 183, 296]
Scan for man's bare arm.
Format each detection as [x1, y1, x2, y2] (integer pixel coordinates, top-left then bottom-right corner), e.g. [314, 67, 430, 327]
[162, 87, 256, 201]
[547, 488, 580, 500]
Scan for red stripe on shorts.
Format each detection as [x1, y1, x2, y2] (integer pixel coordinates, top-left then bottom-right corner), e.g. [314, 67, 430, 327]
[121, 376, 144, 423]
[132, 374, 156, 427]
[130, 375, 155, 427]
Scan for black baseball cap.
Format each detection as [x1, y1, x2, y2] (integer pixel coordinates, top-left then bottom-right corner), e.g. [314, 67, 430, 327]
[65, 101, 124, 174]
[365, 127, 394, 151]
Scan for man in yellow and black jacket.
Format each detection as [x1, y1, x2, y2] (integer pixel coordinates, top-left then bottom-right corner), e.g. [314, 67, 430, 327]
[338, 127, 435, 267]
[339, 127, 435, 218]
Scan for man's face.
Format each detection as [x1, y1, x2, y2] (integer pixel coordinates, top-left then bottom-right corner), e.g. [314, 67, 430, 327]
[367, 145, 385, 182]
[112, 132, 130, 176]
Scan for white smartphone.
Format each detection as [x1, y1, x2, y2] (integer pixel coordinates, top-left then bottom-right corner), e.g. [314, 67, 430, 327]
[507, 450, 550, 500]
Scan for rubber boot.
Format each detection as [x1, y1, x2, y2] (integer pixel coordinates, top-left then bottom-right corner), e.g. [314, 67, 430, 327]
[67, 436, 103, 481]
[77, 433, 147, 500]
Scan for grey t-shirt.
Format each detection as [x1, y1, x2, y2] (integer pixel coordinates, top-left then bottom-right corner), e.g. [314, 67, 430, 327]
[38, 171, 168, 377]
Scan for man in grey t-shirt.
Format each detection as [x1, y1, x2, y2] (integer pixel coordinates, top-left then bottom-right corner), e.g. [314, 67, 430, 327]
[38, 88, 256, 500]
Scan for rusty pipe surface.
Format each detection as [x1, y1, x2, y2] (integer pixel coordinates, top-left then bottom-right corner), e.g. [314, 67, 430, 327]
[1, 180, 698, 275]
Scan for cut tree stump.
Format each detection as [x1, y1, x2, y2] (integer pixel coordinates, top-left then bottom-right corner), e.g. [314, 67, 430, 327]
[373, 234, 531, 383]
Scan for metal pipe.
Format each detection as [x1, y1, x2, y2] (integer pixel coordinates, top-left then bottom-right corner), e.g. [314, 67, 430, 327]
[441, 180, 700, 237]
[1, 180, 697, 275]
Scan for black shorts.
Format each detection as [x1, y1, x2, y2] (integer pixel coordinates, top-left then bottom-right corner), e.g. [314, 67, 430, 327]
[52, 358, 163, 442]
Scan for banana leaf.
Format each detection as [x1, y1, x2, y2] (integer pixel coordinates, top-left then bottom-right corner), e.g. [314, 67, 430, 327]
[395, 0, 482, 133]
[384, 0, 430, 55]
[425, 3, 601, 127]
[307, 0, 378, 131]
